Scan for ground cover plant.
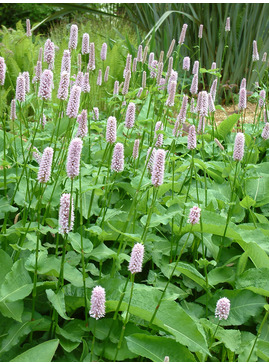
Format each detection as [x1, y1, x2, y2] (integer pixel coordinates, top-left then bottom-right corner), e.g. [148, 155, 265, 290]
[0, 11, 269, 362]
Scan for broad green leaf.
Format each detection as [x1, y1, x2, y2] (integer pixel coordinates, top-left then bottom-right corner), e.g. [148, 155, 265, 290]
[0, 316, 31, 355]
[0, 249, 12, 282]
[168, 262, 208, 289]
[0, 300, 24, 322]
[0, 260, 32, 303]
[46, 289, 73, 320]
[69, 232, 93, 254]
[126, 334, 195, 362]
[257, 339, 269, 361]
[90, 243, 116, 262]
[215, 113, 240, 139]
[10, 339, 59, 362]
[236, 268, 269, 296]
[240, 195, 256, 209]
[208, 266, 235, 286]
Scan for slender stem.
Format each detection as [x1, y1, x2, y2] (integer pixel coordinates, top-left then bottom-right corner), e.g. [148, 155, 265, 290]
[90, 319, 96, 362]
[247, 310, 269, 362]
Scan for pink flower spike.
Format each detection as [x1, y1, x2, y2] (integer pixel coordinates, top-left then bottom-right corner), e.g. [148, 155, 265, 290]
[125, 102, 136, 129]
[82, 72, 90, 93]
[57, 71, 69, 100]
[89, 286, 106, 320]
[198, 24, 203, 39]
[38, 69, 53, 100]
[88, 43, 96, 71]
[225, 17, 230, 32]
[233, 132, 245, 161]
[259, 90, 266, 108]
[165, 80, 176, 107]
[252, 40, 259, 61]
[97, 69, 102, 86]
[113, 80, 119, 96]
[132, 139, 140, 159]
[10, 99, 17, 120]
[215, 297, 230, 320]
[61, 50, 71, 73]
[76, 109, 88, 138]
[106, 116, 117, 144]
[44, 39, 55, 69]
[59, 193, 74, 235]
[151, 149, 166, 187]
[37, 147, 53, 183]
[16, 75, 26, 102]
[66, 137, 83, 179]
[26, 19, 31, 37]
[128, 243, 144, 274]
[190, 74, 198, 95]
[111, 142, 124, 172]
[188, 125, 196, 150]
[189, 206, 201, 225]
[262, 123, 269, 140]
[178, 23, 188, 45]
[154, 121, 164, 147]
[100, 43, 107, 61]
[66, 85, 81, 118]
[82, 33, 90, 55]
[183, 56, 190, 71]
[69, 24, 78, 50]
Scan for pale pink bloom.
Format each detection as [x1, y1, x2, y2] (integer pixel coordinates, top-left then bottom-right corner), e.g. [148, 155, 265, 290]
[124, 54, 132, 78]
[183, 56, 190, 71]
[31, 146, 42, 164]
[89, 286, 106, 320]
[165, 80, 176, 107]
[66, 137, 83, 179]
[154, 121, 164, 147]
[150, 60, 158, 79]
[225, 17, 230, 32]
[198, 24, 203, 39]
[100, 42, 107, 61]
[16, 75, 25, 102]
[192, 60, 199, 75]
[178, 23, 188, 45]
[122, 70, 131, 95]
[167, 70, 178, 93]
[10, 99, 17, 120]
[261, 123, 269, 140]
[164, 356, 170, 362]
[252, 40, 259, 61]
[167, 57, 173, 78]
[233, 132, 245, 161]
[59, 193, 74, 234]
[111, 143, 124, 172]
[190, 74, 198, 95]
[190, 97, 196, 113]
[104, 66, 110, 82]
[137, 45, 143, 62]
[22, 71, 30, 93]
[215, 297, 230, 320]
[38, 69, 53, 100]
[76, 109, 88, 138]
[44, 39, 55, 69]
[238, 87, 247, 110]
[157, 62, 163, 85]
[69, 24, 78, 50]
[96, 69, 102, 86]
[210, 78, 218, 102]
[240, 78, 246, 90]
[151, 149, 166, 187]
[37, 147, 53, 183]
[33, 61, 42, 83]
[188, 125, 196, 149]
[40, 113, 46, 128]
[82, 33, 90, 55]
[132, 139, 140, 159]
[177, 95, 188, 123]
[200, 91, 208, 117]
[142, 71, 146, 88]
[132, 57, 137, 72]
[259, 90, 266, 108]
[211, 62, 216, 70]
[198, 116, 205, 134]
[82, 72, 90, 93]
[166, 39, 175, 58]
[113, 80, 119, 96]
[137, 87, 143, 98]
[173, 120, 182, 137]
[262, 52, 267, 62]
[26, 19, 31, 37]
[93, 107, 99, 121]
[128, 243, 144, 274]
[76, 71, 83, 87]
[189, 206, 201, 225]
[208, 93, 215, 113]
[106, 116, 117, 144]
[148, 52, 154, 68]
[88, 43, 95, 71]
[57, 71, 69, 100]
[125, 102, 136, 129]
[146, 147, 156, 173]
[66, 85, 81, 118]
[142, 45, 148, 64]
[61, 50, 71, 73]
[38, 47, 43, 62]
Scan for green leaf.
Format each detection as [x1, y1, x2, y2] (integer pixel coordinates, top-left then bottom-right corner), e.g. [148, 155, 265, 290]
[257, 339, 269, 361]
[236, 268, 269, 296]
[46, 289, 73, 320]
[90, 243, 116, 262]
[10, 339, 59, 362]
[0, 317, 31, 355]
[69, 232, 93, 254]
[172, 262, 208, 289]
[240, 195, 256, 209]
[0, 249, 12, 282]
[0, 260, 32, 303]
[215, 113, 240, 139]
[126, 334, 195, 362]
[0, 300, 24, 322]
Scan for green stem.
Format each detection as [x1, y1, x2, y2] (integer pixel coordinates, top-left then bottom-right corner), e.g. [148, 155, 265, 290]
[247, 310, 269, 362]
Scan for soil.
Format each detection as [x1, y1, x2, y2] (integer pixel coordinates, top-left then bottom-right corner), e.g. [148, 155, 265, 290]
[214, 101, 258, 125]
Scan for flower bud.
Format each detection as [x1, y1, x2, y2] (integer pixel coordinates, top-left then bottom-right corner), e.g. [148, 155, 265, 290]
[106, 116, 117, 144]
[69, 24, 78, 50]
[215, 297, 230, 320]
[66, 85, 81, 118]
[89, 286, 106, 320]
[151, 149, 166, 187]
[59, 193, 74, 235]
[57, 71, 69, 100]
[111, 142, 124, 172]
[188, 125, 196, 150]
[233, 132, 245, 161]
[100, 42, 107, 61]
[128, 243, 144, 274]
[66, 137, 83, 179]
[37, 147, 53, 183]
[189, 206, 201, 225]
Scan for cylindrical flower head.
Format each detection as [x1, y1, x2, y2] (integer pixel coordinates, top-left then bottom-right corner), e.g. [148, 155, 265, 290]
[148, 52, 154, 68]
[211, 62, 216, 70]
[32, 61, 42, 84]
[154, 121, 164, 147]
[125, 102, 136, 129]
[262, 123, 269, 140]
[66, 85, 81, 118]
[88, 43, 96, 71]
[167, 70, 178, 93]
[106, 116, 117, 144]
[142, 45, 148, 64]
[37, 147, 54, 183]
[215, 297, 230, 320]
[44, 39, 55, 69]
[166, 39, 175, 58]
[151, 149, 166, 187]
[214, 138, 224, 151]
[122, 70, 131, 95]
[61, 50, 71, 73]
[10, 99, 17, 120]
[150, 60, 158, 78]
[192, 60, 199, 75]
[75, 71, 83, 87]
[238, 87, 247, 110]
[190, 74, 198, 95]
[225, 17, 230, 32]
[183, 56, 190, 71]
[189, 206, 201, 225]
[111, 142, 124, 172]
[132, 57, 137, 72]
[89, 286, 106, 320]
[164, 356, 170, 362]
[178, 23, 188, 45]
[158, 50, 164, 64]
[76, 109, 88, 138]
[57, 71, 70, 100]
[233, 132, 245, 161]
[137, 87, 143, 98]
[198, 116, 205, 134]
[188, 125, 197, 150]
[0, 57, 6, 86]
[40, 113, 46, 128]
[137, 45, 143, 62]
[132, 139, 140, 159]
[166, 57, 173, 78]
[124, 54, 132, 77]
[38, 47, 43, 62]
[104, 66, 110, 82]
[82, 72, 90, 93]
[210, 78, 218, 102]
[240, 78, 246, 90]
[157, 61, 164, 85]
[22, 71, 30, 93]
[100, 42, 107, 61]
[198, 24, 203, 39]
[165, 80, 176, 107]
[146, 147, 156, 173]
[32, 146, 42, 164]
[173, 120, 182, 137]
[190, 97, 195, 113]
[259, 90, 266, 108]
[82, 33, 89, 55]
[38, 69, 53, 100]
[93, 107, 99, 121]
[96, 69, 102, 86]
[262, 52, 267, 62]
[16, 75, 26, 102]
[113, 80, 119, 96]
[196, 92, 202, 114]
[142, 71, 147, 88]
[128, 243, 144, 274]
[208, 93, 215, 113]
[26, 19, 31, 37]
[200, 91, 208, 117]
[178, 95, 188, 122]
[69, 24, 78, 50]
[252, 40, 259, 61]
[66, 137, 83, 179]
[59, 193, 74, 234]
